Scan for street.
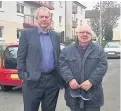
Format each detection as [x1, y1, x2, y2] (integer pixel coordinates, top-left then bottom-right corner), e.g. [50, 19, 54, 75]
[0, 59, 120, 111]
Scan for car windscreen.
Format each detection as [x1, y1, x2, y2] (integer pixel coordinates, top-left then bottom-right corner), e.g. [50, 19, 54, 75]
[105, 42, 121, 48]
[4, 46, 18, 69]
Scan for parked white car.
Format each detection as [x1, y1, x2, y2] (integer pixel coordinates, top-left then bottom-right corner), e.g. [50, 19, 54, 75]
[104, 41, 121, 58]
[60, 43, 66, 50]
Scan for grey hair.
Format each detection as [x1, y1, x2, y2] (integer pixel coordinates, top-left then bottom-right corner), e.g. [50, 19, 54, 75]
[35, 6, 51, 19]
[77, 23, 93, 35]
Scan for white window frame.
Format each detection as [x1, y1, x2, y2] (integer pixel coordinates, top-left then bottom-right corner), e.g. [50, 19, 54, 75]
[17, 2, 24, 15]
[0, 26, 4, 40]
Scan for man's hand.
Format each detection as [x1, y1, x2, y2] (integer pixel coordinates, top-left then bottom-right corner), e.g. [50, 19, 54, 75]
[69, 79, 79, 89]
[79, 80, 92, 91]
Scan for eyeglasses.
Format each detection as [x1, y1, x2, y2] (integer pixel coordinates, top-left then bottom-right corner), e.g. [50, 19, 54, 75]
[70, 89, 92, 101]
[79, 31, 92, 35]
[38, 16, 50, 19]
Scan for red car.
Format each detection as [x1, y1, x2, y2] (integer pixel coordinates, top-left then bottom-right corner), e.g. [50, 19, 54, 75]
[0, 43, 22, 91]
[0, 43, 66, 91]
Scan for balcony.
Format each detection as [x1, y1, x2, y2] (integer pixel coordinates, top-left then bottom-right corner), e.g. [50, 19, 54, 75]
[72, 20, 77, 28]
[41, 1, 54, 10]
[30, 1, 41, 5]
[23, 15, 37, 27]
[72, 5, 77, 14]
[25, 1, 54, 10]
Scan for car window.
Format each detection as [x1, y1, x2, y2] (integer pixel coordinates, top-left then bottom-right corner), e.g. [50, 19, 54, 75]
[105, 42, 121, 48]
[5, 46, 18, 59]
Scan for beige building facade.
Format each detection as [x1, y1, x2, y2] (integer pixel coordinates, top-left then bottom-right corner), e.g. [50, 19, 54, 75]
[0, 20, 23, 43]
[113, 19, 120, 41]
[0, 1, 54, 44]
[0, 1, 86, 44]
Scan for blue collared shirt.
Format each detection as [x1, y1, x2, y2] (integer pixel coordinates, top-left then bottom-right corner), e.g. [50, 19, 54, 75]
[38, 28, 55, 72]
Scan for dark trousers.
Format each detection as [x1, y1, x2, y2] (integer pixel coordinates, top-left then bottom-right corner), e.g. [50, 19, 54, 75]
[70, 107, 100, 111]
[22, 70, 59, 111]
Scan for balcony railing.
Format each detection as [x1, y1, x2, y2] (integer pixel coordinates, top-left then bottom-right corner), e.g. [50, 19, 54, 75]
[30, 1, 41, 5]
[41, 1, 54, 10]
[23, 15, 54, 29]
[72, 20, 77, 28]
[26, 1, 54, 10]
[23, 15, 37, 27]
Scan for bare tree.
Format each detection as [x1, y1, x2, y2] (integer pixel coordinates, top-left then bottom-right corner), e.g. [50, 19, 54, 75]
[86, 1, 120, 40]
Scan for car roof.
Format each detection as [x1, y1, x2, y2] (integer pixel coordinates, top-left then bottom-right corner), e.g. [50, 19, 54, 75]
[0, 43, 19, 51]
[1, 43, 19, 47]
[8, 42, 19, 46]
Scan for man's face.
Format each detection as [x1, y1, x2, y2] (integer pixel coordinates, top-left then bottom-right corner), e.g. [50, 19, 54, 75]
[77, 26, 92, 44]
[37, 10, 51, 29]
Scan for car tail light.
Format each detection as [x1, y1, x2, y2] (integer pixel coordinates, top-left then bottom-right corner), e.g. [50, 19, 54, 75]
[0, 56, 5, 68]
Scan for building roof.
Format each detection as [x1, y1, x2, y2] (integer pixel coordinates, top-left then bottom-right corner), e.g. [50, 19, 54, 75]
[73, 1, 86, 9]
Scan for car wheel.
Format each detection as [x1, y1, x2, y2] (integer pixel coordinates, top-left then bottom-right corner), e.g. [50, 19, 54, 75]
[0, 85, 13, 92]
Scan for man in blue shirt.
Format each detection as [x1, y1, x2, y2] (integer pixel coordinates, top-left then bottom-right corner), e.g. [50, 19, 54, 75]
[17, 7, 64, 111]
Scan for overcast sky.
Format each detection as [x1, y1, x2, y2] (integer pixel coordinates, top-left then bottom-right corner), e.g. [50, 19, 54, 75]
[78, 0, 120, 10]
[78, 1, 98, 10]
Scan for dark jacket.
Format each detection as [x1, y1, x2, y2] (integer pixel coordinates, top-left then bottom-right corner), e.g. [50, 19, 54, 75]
[17, 27, 64, 88]
[59, 42, 108, 107]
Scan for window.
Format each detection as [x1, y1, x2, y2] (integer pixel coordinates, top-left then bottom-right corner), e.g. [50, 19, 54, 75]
[76, 18, 78, 24]
[105, 42, 121, 48]
[17, 2, 24, 14]
[51, 13, 53, 19]
[50, 1, 54, 8]
[5, 46, 18, 69]
[72, 3, 77, 14]
[51, 19, 54, 27]
[0, 1, 2, 9]
[0, 26, 3, 38]
[81, 7, 82, 14]
[80, 20, 82, 26]
[59, 1, 62, 7]
[5, 47, 18, 59]
[17, 29, 22, 40]
[59, 16, 62, 25]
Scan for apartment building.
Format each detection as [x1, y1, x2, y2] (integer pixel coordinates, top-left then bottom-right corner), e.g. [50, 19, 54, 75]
[0, 1, 54, 44]
[64, 1, 86, 40]
[52, 1, 65, 42]
[52, 1, 86, 41]
[72, 1, 86, 39]
[0, 1, 86, 44]
[0, 1, 23, 44]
